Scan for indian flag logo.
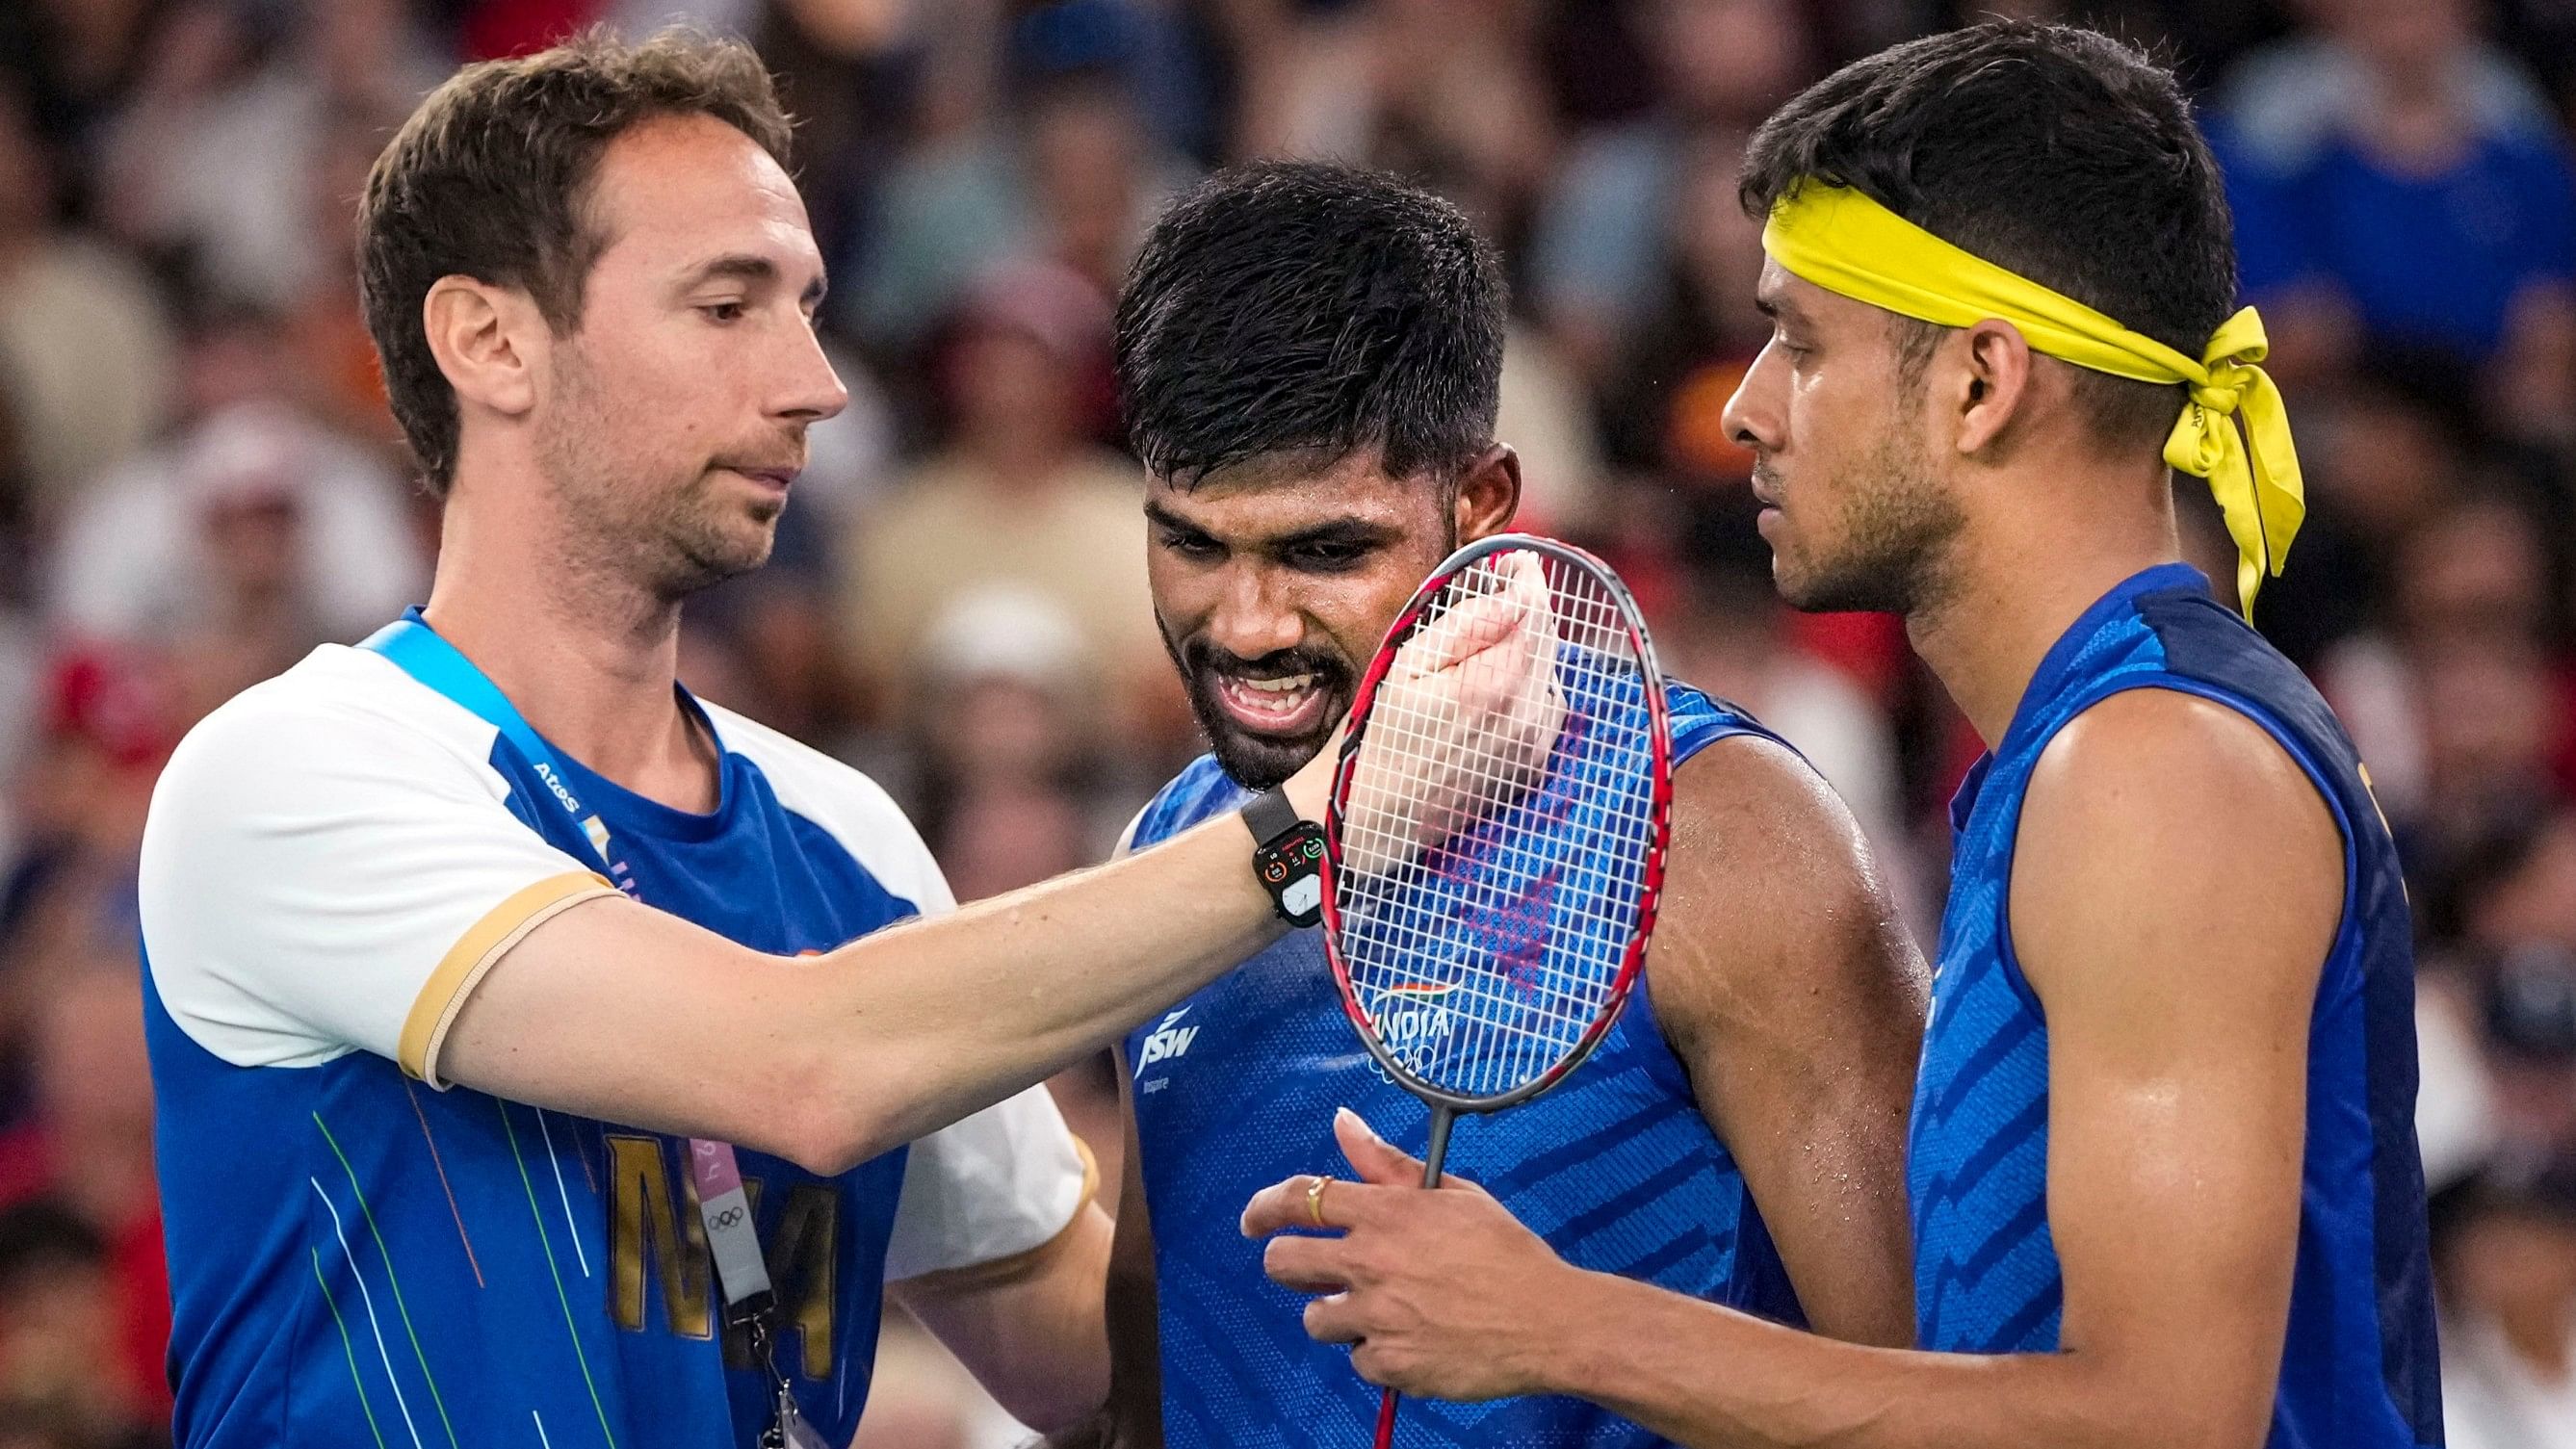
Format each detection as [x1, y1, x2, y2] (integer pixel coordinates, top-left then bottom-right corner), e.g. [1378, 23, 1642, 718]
[1366, 981, 1460, 1081]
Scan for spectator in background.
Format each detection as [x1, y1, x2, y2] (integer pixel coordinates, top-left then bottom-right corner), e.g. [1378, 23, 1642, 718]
[0, 608, 35, 881]
[2488, 276, 2576, 461]
[281, 96, 411, 451]
[1654, 546, 1918, 918]
[0, 1199, 160, 1449]
[850, 15, 1189, 352]
[897, 584, 1140, 1190]
[2426, 804, 2576, 964]
[2322, 489, 2564, 823]
[2407, 798, 2576, 1244]
[2437, 1153, 2576, 1449]
[1229, 0, 1557, 226]
[2410, 639, 2564, 860]
[0, 648, 180, 1011]
[1533, 0, 1808, 383]
[2478, 943, 2576, 1149]
[896, 584, 1148, 854]
[0, 79, 173, 529]
[745, 0, 920, 272]
[1597, 124, 1767, 488]
[0, 969, 167, 1433]
[41, 399, 427, 671]
[98, 0, 441, 314]
[2213, 0, 2576, 367]
[860, 582, 1134, 1449]
[838, 261, 1168, 737]
[2254, 349, 2476, 665]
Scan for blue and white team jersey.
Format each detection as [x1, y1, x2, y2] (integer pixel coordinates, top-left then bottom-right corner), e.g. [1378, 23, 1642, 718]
[1125, 682, 1807, 1449]
[1914, 562, 2440, 1448]
[138, 637, 1091, 1449]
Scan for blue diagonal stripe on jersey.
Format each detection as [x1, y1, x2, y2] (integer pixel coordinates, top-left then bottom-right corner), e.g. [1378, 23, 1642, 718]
[1921, 1012, 2042, 1128]
[1552, 1151, 1714, 1255]
[1926, 926, 2002, 1006]
[1914, 1093, 2050, 1216]
[1978, 1276, 2066, 1354]
[1607, 1224, 1717, 1283]
[1926, 1192, 2049, 1301]
[1476, 1093, 1688, 1199]
[1919, 1194, 2052, 1339]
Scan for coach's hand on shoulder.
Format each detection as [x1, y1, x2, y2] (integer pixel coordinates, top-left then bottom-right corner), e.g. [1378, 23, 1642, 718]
[1241, 1107, 1576, 1403]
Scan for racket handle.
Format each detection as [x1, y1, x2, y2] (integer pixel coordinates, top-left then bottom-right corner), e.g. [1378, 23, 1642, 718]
[1367, 1104, 1457, 1447]
[1420, 1103, 1455, 1188]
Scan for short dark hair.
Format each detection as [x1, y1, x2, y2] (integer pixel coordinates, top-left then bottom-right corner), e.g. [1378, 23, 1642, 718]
[1739, 21, 2235, 453]
[1114, 162, 1507, 488]
[357, 29, 794, 496]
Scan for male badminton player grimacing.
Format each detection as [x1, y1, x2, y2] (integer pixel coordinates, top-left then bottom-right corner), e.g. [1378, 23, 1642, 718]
[135, 33, 1564, 1449]
[1091, 162, 1928, 1449]
[1246, 21, 2439, 1449]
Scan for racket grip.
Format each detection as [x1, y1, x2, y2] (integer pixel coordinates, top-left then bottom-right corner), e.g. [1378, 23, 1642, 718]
[1366, 1104, 1452, 1447]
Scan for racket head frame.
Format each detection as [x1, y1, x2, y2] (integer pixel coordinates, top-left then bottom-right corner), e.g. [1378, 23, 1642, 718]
[1319, 531, 1676, 1117]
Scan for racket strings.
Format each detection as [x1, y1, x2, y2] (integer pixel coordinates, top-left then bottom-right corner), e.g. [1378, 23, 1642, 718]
[1336, 551, 1663, 1102]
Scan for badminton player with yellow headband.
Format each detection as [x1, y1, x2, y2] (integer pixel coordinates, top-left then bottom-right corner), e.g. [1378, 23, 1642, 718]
[1240, 20, 2439, 1449]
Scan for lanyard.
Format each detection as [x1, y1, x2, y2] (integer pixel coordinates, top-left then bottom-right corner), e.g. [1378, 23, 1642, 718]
[362, 615, 819, 1447]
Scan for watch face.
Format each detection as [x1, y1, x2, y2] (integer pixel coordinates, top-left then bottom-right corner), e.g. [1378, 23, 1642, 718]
[1283, 875, 1322, 916]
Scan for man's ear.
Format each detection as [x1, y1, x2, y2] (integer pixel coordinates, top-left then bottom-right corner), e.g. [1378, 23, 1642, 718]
[424, 274, 547, 420]
[1453, 445, 1522, 542]
[1950, 318, 2035, 458]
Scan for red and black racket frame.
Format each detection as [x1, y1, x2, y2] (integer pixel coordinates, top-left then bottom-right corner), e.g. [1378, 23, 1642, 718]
[1318, 532, 1676, 1443]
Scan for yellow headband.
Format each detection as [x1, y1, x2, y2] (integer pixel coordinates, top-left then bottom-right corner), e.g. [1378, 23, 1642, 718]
[1760, 183, 2303, 616]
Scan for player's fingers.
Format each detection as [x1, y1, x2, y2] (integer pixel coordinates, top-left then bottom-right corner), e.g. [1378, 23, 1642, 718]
[1239, 1173, 1382, 1235]
[1262, 1232, 1352, 1293]
[1303, 1292, 1365, 1344]
[1244, 1173, 1410, 1236]
[1239, 1175, 1323, 1237]
[1333, 1106, 1425, 1186]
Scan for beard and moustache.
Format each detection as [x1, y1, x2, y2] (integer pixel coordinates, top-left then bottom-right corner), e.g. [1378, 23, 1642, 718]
[1762, 425, 1965, 619]
[1157, 624, 1356, 790]
[533, 344, 791, 605]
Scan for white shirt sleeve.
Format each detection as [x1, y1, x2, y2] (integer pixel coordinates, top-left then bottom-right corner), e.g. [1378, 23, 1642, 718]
[873, 772, 1090, 1282]
[882, 1084, 1095, 1282]
[139, 661, 618, 1083]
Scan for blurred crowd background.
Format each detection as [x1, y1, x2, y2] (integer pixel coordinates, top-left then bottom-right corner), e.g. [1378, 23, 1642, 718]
[0, 0, 2572, 1445]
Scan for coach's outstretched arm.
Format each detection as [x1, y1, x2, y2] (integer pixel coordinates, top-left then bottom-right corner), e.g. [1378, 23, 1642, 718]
[1246, 693, 2341, 1449]
[429, 582, 1552, 1177]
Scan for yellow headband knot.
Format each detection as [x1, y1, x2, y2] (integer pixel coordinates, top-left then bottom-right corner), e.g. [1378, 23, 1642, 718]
[1761, 183, 2304, 616]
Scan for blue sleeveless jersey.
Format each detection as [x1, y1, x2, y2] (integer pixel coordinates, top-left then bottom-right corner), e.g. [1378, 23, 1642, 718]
[1912, 563, 2439, 1448]
[1125, 682, 1805, 1449]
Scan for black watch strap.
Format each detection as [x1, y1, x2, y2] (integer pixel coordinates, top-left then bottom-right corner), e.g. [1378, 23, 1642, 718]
[1241, 784, 1306, 848]
[1241, 786, 1326, 929]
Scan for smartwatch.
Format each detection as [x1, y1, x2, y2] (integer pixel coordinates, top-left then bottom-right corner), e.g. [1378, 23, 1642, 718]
[1242, 786, 1327, 928]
